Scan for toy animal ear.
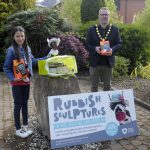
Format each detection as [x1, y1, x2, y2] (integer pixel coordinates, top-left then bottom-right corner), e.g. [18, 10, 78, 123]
[47, 38, 50, 43]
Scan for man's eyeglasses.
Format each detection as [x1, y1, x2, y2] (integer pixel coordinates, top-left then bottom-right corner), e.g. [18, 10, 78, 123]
[100, 14, 109, 17]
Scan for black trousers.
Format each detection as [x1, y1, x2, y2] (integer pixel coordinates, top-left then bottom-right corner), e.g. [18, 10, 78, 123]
[90, 66, 112, 92]
[12, 85, 30, 130]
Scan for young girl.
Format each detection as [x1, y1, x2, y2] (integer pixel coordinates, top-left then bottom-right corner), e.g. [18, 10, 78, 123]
[3, 26, 41, 138]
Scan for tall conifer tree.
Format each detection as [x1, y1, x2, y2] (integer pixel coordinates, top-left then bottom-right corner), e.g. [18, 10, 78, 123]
[81, 0, 105, 23]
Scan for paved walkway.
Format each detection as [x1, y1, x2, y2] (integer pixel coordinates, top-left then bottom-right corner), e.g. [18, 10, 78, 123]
[0, 73, 150, 150]
[0, 73, 36, 149]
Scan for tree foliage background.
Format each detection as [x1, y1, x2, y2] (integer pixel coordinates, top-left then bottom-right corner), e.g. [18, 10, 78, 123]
[59, 0, 82, 28]
[4, 8, 69, 57]
[134, 0, 150, 26]
[0, 0, 36, 43]
[12, 0, 36, 11]
[0, 0, 36, 70]
[104, 0, 122, 24]
[80, 0, 105, 23]
[1, 0, 149, 73]
[58, 0, 121, 29]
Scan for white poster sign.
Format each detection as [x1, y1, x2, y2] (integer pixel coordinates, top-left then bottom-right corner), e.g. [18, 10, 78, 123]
[48, 89, 139, 149]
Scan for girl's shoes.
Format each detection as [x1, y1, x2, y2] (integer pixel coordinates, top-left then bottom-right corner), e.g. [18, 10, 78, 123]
[15, 126, 33, 138]
[22, 125, 33, 136]
[15, 129, 29, 138]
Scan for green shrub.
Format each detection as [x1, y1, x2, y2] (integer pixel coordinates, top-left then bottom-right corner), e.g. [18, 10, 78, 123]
[130, 63, 150, 80]
[113, 56, 130, 78]
[77, 20, 99, 39]
[118, 24, 150, 72]
[4, 8, 72, 58]
[58, 33, 89, 69]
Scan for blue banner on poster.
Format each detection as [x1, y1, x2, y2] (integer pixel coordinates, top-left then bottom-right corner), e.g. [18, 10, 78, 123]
[48, 89, 139, 149]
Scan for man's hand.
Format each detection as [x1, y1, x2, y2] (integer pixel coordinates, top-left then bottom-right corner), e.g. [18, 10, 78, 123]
[106, 49, 112, 56]
[95, 46, 101, 54]
[100, 48, 112, 56]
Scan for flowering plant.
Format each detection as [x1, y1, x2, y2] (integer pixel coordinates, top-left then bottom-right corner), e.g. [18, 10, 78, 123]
[55, 33, 89, 69]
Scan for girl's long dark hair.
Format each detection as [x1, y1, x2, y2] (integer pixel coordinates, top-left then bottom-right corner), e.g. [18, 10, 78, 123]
[11, 26, 29, 62]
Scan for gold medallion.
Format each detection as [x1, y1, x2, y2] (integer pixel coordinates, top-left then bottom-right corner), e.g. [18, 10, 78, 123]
[95, 24, 112, 41]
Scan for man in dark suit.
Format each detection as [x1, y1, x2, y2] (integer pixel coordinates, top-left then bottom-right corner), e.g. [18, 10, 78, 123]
[86, 7, 122, 92]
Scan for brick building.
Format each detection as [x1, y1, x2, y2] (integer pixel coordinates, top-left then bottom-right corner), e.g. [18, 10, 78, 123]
[116, 0, 145, 23]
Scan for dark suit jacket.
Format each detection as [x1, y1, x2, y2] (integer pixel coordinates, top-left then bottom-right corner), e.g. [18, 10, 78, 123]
[86, 24, 122, 67]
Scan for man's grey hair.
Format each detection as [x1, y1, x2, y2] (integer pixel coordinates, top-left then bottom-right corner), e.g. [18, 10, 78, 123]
[99, 7, 110, 15]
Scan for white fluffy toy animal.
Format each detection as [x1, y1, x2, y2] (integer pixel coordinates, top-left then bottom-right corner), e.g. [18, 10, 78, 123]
[47, 37, 61, 57]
